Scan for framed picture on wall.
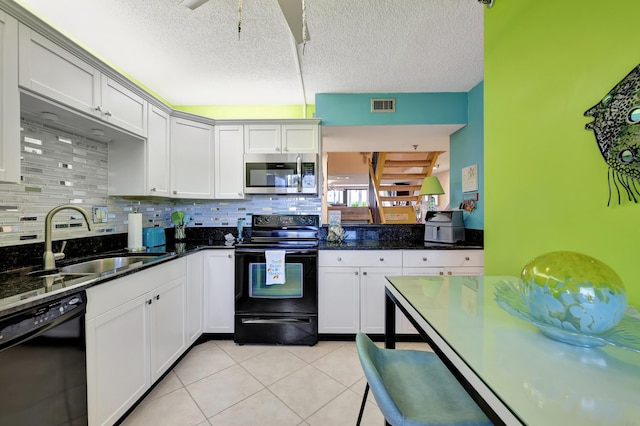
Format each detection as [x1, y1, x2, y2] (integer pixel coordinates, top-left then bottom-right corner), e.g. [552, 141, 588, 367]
[462, 164, 478, 193]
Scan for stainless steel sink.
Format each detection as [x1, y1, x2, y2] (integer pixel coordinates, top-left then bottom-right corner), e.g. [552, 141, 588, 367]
[59, 256, 161, 274]
[26, 269, 95, 279]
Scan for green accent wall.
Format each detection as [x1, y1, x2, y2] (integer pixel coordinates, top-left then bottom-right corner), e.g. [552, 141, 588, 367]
[315, 93, 467, 126]
[173, 104, 315, 119]
[485, 2, 640, 305]
[450, 82, 484, 230]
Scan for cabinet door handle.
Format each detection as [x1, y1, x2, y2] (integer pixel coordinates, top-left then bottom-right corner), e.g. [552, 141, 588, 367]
[94, 105, 103, 113]
[275, 147, 281, 152]
[150, 187, 157, 192]
[422, 257, 427, 261]
[439, 271, 444, 276]
[337, 257, 342, 262]
[155, 294, 160, 300]
[228, 254, 233, 259]
[354, 271, 358, 276]
[465, 257, 470, 261]
[379, 258, 384, 262]
[362, 271, 367, 275]
[147, 299, 153, 305]
[104, 110, 112, 117]
[173, 190, 177, 195]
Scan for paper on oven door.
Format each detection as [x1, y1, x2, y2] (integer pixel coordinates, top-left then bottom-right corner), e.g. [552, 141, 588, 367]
[265, 250, 286, 285]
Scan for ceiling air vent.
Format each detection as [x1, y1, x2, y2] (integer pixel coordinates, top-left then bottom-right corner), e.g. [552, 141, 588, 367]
[371, 98, 395, 113]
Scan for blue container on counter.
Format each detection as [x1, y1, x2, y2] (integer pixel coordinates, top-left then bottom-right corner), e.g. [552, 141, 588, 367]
[143, 227, 166, 248]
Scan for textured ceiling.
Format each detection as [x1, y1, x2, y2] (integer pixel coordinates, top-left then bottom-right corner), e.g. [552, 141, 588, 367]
[15, 0, 484, 106]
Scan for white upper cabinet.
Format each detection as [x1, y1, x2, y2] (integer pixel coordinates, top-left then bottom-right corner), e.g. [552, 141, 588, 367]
[18, 24, 147, 137]
[170, 116, 215, 199]
[244, 121, 319, 154]
[214, 124, 244, 199]
[244, 123, 281, 153]
[146, 104, 171, 197]
[99, 75, 148, 136]
[0, 11, 20, 184]
[281, 123, 319, 153]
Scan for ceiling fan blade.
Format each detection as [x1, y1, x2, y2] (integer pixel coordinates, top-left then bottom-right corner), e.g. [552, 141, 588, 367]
[180, 0, 210, 10]
[277, 0, 309, 45]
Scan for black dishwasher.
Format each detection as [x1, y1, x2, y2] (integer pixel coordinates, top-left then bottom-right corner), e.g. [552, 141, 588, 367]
[0, 292, 87, 426]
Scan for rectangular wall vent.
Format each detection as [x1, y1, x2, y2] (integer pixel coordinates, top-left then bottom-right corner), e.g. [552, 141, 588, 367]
[371, 98, 395, 112]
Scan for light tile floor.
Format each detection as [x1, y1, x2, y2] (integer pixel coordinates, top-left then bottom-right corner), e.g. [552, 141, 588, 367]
[121, 338, 431, 426]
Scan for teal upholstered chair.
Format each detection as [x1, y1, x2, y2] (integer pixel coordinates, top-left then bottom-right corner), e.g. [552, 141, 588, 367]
[355, 333, 492, 426]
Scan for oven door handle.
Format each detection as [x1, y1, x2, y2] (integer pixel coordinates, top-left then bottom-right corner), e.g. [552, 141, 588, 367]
[296, 154, 302, 192]
[241, 318, 311, 324]
[234, 249, 317, 255]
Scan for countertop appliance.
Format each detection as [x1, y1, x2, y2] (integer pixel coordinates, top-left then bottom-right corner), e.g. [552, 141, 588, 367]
[0, 291, 87, 425]
[143, 227, 166, 248]
[244, 153, 318, 195]
[234, 214, 319, 345]
[424, 210, 465, 243]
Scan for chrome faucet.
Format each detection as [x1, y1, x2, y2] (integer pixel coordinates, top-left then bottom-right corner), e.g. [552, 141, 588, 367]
[43, 205, 93, 270]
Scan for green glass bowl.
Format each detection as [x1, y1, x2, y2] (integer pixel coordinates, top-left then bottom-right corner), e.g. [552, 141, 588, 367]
[520, 251, 627, 335]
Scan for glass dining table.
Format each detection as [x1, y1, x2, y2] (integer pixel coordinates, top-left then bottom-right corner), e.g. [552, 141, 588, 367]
[384, 275, 640, 426]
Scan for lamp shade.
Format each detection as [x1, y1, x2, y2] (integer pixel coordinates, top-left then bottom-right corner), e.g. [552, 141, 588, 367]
[419, 176, 445, 195]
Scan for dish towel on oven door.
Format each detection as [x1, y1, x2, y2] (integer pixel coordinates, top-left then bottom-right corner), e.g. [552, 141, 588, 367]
[265, 250, 286, 285]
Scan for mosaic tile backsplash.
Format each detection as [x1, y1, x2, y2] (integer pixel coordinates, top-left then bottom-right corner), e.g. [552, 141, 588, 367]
[0, 120, 321, 248]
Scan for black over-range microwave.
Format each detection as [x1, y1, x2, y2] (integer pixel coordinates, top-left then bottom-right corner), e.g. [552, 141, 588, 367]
[243, 153, 318, 195]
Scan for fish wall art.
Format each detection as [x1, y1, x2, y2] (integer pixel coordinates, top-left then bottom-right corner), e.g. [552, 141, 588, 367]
[584, 64, 640, 206]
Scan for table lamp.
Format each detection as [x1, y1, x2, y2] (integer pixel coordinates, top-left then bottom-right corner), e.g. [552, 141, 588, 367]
[419, 176, 445, 212]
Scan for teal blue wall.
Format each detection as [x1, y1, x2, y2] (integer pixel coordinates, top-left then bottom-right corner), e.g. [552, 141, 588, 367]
[315, 93, 468, 126]
[450, 82, 484, 230]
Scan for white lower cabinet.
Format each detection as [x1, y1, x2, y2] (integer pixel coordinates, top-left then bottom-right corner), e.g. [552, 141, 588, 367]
[203, 250, 235, 333]
[318, 265, 360, 333]
[85, 258, 187, 426]
[401, 250, 485, 276]
[359, 266, 403, 334]
[319, 249, 485, 336]
[318, 250, 402, 334]
[186, 252, 204, 344]
[399, 250, 484, 333]
[149, 276, 186, 381]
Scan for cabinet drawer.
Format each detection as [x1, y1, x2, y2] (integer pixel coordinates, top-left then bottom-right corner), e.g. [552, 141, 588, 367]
[319, 250, 402, 268]
[402, 250, 484, 267]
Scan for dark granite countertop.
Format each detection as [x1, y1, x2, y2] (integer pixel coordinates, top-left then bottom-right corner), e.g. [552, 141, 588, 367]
[0, 224, 482, 317]
[0, 243, 233, 318]
[319, 240, 483, 250]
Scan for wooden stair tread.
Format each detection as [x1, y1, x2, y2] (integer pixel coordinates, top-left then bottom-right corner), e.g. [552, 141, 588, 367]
[379, 184, 421, 191]
[381, 173, 425, 180]
[381, 196, 419, 202]
[382, 160, 432, 167]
